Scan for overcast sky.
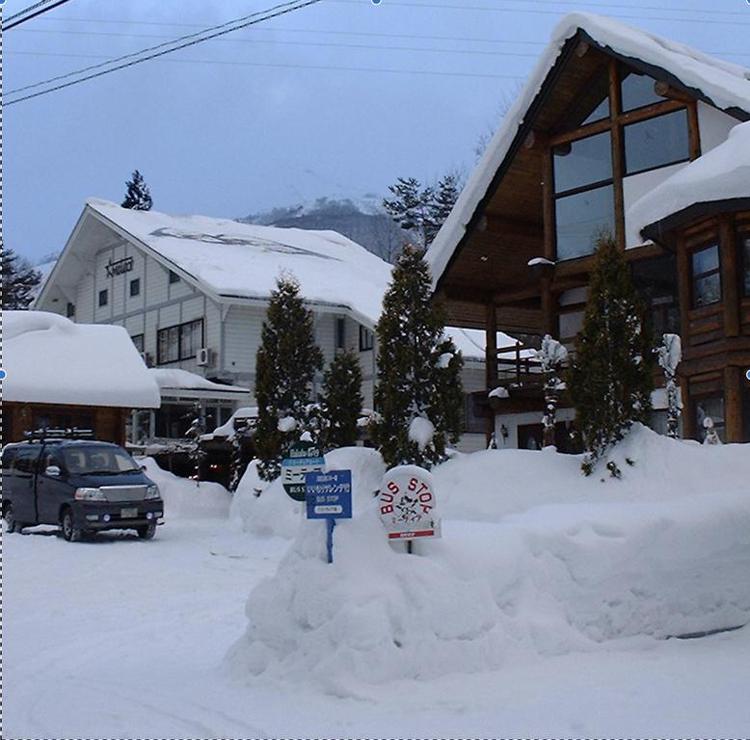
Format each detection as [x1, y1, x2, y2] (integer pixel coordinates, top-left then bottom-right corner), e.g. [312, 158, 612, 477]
[4, 0, 748, 262]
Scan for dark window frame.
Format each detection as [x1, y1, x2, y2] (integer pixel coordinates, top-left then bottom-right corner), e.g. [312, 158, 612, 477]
[129, 277, 141, 297]
[131, 334, 145, 353]
[359, 325, 374, 352]
[98, 288, 108, 307]
[168, 270, 181, 284]
[690, 242, 722, 309]
[66, 302, 76, 318]
[156, 318, 204, 365]
[693, 392, 726, 443]
[335, 317, 346, 350]
[739, 229, 750, 298]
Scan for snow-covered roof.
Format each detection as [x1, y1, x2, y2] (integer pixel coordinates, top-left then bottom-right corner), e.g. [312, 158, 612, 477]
[629, 121, 750, 238]
[86, 199, 394, 327]
[426, 12, 750, 287]
[3, 311, 161, 408]
[149, 368, 249, 394]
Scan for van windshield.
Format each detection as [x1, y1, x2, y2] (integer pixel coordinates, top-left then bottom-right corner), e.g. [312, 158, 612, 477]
[63, 447, 141, 475]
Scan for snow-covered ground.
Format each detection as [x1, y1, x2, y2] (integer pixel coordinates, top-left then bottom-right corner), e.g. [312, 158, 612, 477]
[5, 431, 750, 738]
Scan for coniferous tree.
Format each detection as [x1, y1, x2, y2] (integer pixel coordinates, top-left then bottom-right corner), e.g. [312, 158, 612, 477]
[319, 350, 364, 451]
[254, 276, 324, 481]
[536, 335, 569, 448]
[568, 235, 654, 476]
[429, 172, 460, 228]
[121, 169, 153, 211]
[1, 249, 42, 309]
[383, 177, 437, 249]
[373, 245, 464, 469]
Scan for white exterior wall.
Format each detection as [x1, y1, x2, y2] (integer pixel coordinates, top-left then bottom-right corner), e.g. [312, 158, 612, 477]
[697, 101, 740, 154]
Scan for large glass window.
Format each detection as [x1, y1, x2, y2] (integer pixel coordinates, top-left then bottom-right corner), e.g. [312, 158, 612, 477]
[557, 65, 610, 130]
[624, 109, 690, 175]
[631, 254, 681, 336]
[741, 233, 750, 297]
[157, 319, 203, 364]
[553, 131, 615, 261]
[553, 132, 612, 192]
[621, 70, 662, 111]
[555, 185, 615, 261]
[691, 245, 721, 308]
[98, 289, 108, 307]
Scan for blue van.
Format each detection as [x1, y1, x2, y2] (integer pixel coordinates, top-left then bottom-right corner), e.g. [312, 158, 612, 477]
[2, 436, 164, 541]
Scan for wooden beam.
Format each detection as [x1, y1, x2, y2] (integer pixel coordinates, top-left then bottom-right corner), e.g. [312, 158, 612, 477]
[541, 276, 556, 337]
[609, 57, 626, 249]
[654, 80, 694, 105]
[483, 214, 544, 239]
[720, 215, 740, 338]
[541, 149, 555, 261]
[724, 366, 744, 442]
[492, 286, 541, 305]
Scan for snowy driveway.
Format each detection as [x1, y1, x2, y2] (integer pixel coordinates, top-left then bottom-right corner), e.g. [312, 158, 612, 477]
[4, 516, 750, 739]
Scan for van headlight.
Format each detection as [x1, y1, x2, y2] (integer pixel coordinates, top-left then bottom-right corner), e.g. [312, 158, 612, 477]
[145, 485, 160, 500]
[74, 487, 106, 501]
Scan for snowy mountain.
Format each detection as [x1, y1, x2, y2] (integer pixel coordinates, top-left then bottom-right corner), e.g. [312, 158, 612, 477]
[239, 196, 406, 263]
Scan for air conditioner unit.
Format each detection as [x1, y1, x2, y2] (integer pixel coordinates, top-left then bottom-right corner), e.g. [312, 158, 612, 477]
[140, 351, 153, 368]
[197, 347, 212, 367]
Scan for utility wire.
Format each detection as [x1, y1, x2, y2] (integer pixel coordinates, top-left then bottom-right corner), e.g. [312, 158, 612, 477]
[2, 0, 73, 31]
[3, 0, 60, 23]
[11, 26, 750, 61]
[4, 0, 324, 105]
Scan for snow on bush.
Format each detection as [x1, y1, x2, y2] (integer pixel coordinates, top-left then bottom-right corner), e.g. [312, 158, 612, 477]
[408, 416, 435, 452]
[228, 427, 750, 689]
[140, 458, 231, 518]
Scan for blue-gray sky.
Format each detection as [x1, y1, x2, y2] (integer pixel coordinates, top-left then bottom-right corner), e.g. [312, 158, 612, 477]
[4, 0, 749, 262]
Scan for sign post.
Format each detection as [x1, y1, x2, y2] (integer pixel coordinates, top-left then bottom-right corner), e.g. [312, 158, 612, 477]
[378, 466, 440, 546]
[281, 441, 325, 502]
[305, 469, 352, 564]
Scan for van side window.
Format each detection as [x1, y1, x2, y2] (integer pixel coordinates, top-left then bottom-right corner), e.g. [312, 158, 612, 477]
[42, 450, 62, 473]
[14, 447, 41, 475]
[2, 447, 18, 471]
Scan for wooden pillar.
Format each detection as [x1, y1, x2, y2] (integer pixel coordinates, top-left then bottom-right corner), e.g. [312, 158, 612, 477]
[725, 366, 743, 443]
[687, 100, 701, 161]
[679, 375, 695, 440]
[485, 303, 498, 390]
[676, 233, 691, 342]
[719, 215, 740, 338]
[541, 277, 556, 338]
[609, 58, 626, 249]
[541, 150, 556, 261]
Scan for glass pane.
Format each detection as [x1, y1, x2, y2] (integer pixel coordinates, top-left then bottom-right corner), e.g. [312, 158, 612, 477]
[582, 98, 610, 126]
[555, 184, 615, 260]
[743, 236, 750, 296]
[558, 66, 610, 129]
[132, 334, 144, 353]
[693, 274, 721, 307]
[621, 70, 661, 111]
[624, 110, 689, 175]
[553, 131, 612, 194]
[693, 244, 720, 275]
[695, 396, 725, 442]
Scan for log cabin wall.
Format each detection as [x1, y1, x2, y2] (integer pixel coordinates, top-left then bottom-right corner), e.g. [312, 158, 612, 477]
[2, 403, 129, 446]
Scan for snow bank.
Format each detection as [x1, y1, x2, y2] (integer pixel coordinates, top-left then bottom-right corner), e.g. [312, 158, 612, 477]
[230, 448, 385, 540]
[140, 458, 231, 519]
[228, 427, 750, 689]
[3, 311, 160, 408]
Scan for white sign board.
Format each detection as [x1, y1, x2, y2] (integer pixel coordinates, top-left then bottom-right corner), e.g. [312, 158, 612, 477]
[378, 465, 441, 541]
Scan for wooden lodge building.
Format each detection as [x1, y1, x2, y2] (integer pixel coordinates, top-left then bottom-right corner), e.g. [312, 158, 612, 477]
[427, 13, 750, 447]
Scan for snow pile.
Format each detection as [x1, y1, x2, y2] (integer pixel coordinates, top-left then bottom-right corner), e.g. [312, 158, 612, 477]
[229, 427, 750, 689]
[140, 458, 231, 519]
[3, 311, 160, 408]
[204, 407, 258, 441]
[629, 121, 750, 237]
[408, 416, 435, 451]
[230, 448, 384, 540]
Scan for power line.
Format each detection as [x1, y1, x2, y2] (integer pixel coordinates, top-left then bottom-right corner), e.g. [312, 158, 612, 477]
[6, 50, 527, 81]
[11, 26, 750, 60]
[331, 0, 750, 26]
[5, 0, 325, 104]
[2, 0, 73, 31]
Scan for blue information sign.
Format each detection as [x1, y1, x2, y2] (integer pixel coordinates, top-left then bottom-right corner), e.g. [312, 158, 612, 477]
[305, 470, 352, 520]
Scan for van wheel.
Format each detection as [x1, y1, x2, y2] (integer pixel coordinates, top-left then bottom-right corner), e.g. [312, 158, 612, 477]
[3, 503, 20, 534]
[137, 522, 157, 540]
[61, 509, 82, 542]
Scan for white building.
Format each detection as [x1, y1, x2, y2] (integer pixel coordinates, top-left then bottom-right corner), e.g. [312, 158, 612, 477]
[37, 200, 500, 450]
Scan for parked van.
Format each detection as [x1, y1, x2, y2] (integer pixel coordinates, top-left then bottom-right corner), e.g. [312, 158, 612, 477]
[1, 435, 164, 541]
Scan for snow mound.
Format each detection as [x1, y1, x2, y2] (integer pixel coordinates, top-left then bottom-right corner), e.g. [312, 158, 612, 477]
[230, 448, 385, 540]
[140, 458, 231, 519]
[228, 428, 750, 689]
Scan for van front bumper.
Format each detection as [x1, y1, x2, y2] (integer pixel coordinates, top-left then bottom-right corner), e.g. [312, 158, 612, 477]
[72, 500, 164, 530]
